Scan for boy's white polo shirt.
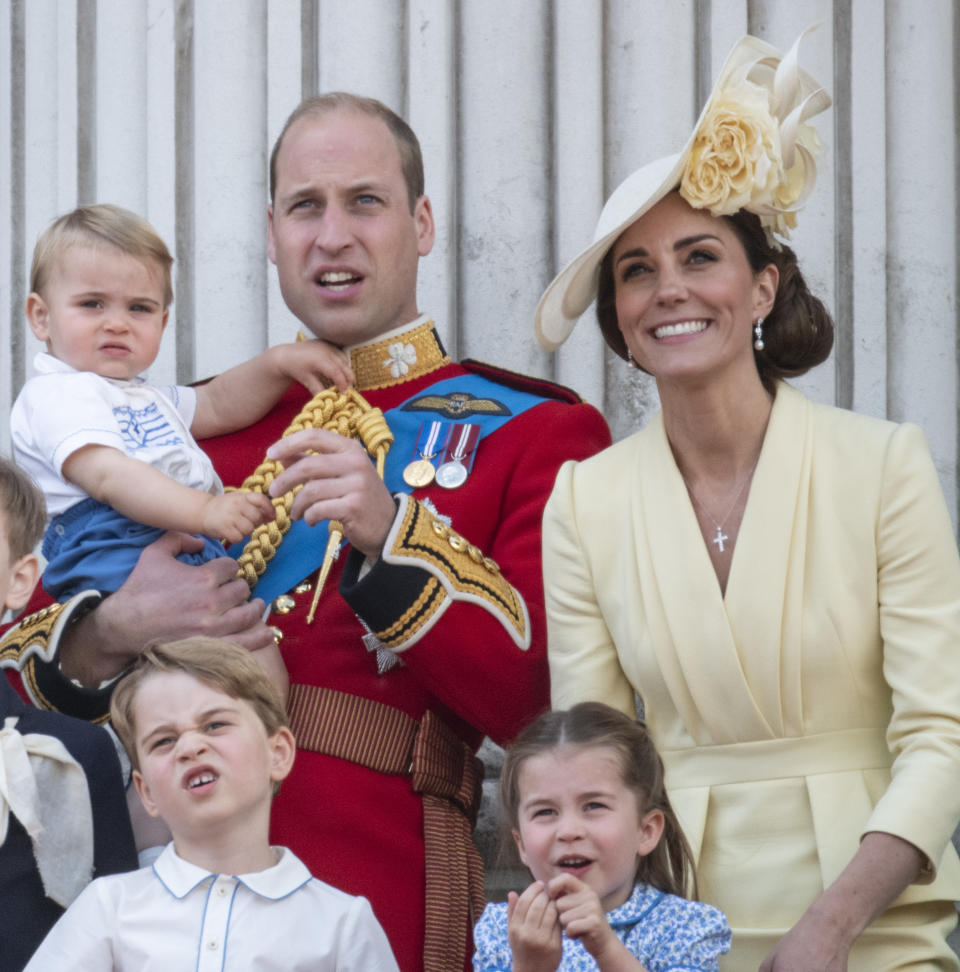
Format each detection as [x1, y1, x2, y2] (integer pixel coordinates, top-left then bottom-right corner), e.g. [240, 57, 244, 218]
[25, 843, 399, 971]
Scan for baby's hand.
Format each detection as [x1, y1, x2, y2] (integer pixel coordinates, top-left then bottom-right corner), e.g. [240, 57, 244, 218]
[202, 491, 276, 544]
[507, 882, 563, 972]
[272, 340, 354, 393]
[547, 873, 619, 963]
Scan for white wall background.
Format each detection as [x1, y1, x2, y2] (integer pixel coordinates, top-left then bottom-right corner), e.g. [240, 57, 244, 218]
[2, 0, 958, 520]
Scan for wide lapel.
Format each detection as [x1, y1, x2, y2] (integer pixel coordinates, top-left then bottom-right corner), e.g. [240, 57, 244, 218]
[632, 412, 773, 744]
[724, 382, 812, 735]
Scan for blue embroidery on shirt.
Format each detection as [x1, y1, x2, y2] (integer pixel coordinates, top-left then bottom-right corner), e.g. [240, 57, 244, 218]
[113, 403, 184, 451]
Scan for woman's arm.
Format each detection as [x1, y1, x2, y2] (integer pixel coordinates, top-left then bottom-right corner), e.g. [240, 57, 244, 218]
[759, 832, 923, 971]
[767, 422, 960, 969]
[191, 340, 353, 438]
[542, 460, 635, 715]
[63, 444, 273, 542]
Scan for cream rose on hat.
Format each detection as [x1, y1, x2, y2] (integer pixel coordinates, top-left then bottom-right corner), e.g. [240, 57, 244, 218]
[535, 28, 831, 351]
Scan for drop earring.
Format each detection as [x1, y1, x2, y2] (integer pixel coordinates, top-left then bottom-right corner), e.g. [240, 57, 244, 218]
[627, 349, 638, 369]
[753, 317, 765, 351]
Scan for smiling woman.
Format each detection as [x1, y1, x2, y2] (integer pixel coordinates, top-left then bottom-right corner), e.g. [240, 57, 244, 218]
[536, 31, 960, 972]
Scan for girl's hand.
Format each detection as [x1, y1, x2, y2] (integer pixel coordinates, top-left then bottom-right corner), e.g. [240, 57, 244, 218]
[547, 873, 621, 962]
[507, 882, 562, 972]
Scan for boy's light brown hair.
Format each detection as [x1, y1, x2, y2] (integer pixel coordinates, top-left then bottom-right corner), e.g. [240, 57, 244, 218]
[110, 636, 288, 772]
[0, 457, 46, 561]
[30, 203, 174, 308]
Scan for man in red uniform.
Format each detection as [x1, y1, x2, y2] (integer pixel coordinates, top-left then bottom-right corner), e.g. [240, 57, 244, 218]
[2, 93, 610, 971]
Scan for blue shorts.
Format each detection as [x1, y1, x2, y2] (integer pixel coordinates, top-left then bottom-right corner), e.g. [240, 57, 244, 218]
[42, 497, 229, 600]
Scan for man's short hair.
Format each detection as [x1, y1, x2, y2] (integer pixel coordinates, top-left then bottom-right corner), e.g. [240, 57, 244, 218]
[110, 636, 288, 771]
[30, 203, 174, 308]
[0, 457, 46, 561]
[269, 92, 425, 212]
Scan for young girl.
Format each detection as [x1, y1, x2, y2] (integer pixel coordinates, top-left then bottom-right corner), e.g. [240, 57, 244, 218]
[473, 702, 730, 971]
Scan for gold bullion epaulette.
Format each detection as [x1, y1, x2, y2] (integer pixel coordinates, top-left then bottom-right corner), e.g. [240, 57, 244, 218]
[377, 494, 530, 651]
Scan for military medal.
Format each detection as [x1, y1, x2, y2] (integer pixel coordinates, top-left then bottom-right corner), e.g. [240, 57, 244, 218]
[403, 458, 436, 488]
[436, 459, 468, 489]
[436, 423, 480, 490]
[403, 421, 444, 488]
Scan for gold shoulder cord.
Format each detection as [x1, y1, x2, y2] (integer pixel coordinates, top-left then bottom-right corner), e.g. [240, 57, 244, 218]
[233, 387, 393, 622]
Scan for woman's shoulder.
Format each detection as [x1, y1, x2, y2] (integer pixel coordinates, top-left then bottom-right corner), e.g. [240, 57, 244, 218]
[781, 381, 924, 459]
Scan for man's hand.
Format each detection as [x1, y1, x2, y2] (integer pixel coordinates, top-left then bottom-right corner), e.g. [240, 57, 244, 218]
[201, 490, 275, 544]
[60, 532, 273, 687]
[507, 882, 563, 972]
[266, 428, 397, 559]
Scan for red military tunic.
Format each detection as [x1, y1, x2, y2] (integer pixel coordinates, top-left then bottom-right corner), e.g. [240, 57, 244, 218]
[1, 319, 611, 971]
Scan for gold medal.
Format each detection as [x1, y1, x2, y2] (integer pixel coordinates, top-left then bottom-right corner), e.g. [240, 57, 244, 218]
[403, 458, 436, 488]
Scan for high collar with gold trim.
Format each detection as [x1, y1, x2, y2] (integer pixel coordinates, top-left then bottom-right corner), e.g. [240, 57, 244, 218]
[344, 317, 451, 391]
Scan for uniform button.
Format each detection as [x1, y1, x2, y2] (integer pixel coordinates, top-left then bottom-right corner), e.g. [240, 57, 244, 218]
[272, 594, 296, 614]
[270, 626, 284, 644]
[216, 885, 228, 897]
[294, 581, 312, 594]
[207, 940, 219, 950]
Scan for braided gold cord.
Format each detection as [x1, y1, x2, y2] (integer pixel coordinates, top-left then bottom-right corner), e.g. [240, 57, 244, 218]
[234, 387, 393, 589]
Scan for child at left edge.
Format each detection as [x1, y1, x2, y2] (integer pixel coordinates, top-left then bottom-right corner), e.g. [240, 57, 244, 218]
[0, 456, 137, 971]
[24, 635, 400, 971]
[10, 203, 353, 693]
[472, 702, 731, 972]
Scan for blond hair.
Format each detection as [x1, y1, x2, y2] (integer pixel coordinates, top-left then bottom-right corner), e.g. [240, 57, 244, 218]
[30, 203, 174, 308]
[110, 636, 287, 771]
[0, 457, 46, 562]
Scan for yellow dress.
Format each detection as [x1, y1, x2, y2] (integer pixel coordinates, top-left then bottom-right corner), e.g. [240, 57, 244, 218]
[544, 381, 960, 970]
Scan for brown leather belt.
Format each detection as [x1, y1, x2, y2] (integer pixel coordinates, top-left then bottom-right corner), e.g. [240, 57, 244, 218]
[287, 682, 485, 972]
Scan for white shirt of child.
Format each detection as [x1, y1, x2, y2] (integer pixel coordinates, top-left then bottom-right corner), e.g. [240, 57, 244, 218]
[24, 842, 400, 971]
[11, 352, 222, 520]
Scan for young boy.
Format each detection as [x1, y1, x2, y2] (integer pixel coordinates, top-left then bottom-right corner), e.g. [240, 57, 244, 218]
[11, 203, 352, 607]
[25, 635, 399, 970]
[0, 457, 137, 971]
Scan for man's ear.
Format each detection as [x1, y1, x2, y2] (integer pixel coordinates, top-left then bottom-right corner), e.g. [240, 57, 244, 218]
[414, 195, 435, 258]
[4, 553, 39, 612]
[268, 726, 296, 784]
[25, 293, 51, 343]
[266, 206, 278, 265]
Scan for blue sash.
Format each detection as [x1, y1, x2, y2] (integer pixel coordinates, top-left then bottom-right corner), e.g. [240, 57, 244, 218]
[233, 373, 549, 603]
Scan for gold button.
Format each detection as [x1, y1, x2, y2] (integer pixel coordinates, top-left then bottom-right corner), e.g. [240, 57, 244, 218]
[467, 544, 483, 563]
[431, 520, 449, 538]
[483, 557, 500, 574]
[269, 626, 284, 644]
[294, 581, 312, 594]
[272, 594, 296, 614]
[448, 533, 466, 551]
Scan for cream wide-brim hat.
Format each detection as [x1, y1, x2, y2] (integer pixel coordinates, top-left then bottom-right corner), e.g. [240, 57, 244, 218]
[535, 30, 831, 352]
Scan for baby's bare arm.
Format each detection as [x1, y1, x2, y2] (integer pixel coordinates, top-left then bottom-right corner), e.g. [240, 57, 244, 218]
[192, 340, 354, 438]
[63, 444, 273, 540]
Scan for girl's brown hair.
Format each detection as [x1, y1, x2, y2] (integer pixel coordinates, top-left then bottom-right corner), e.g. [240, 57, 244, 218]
[499, 701, 698, 899]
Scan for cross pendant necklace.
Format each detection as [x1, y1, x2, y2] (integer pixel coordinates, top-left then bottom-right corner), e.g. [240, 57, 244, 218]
[687, 457, 759, 557]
